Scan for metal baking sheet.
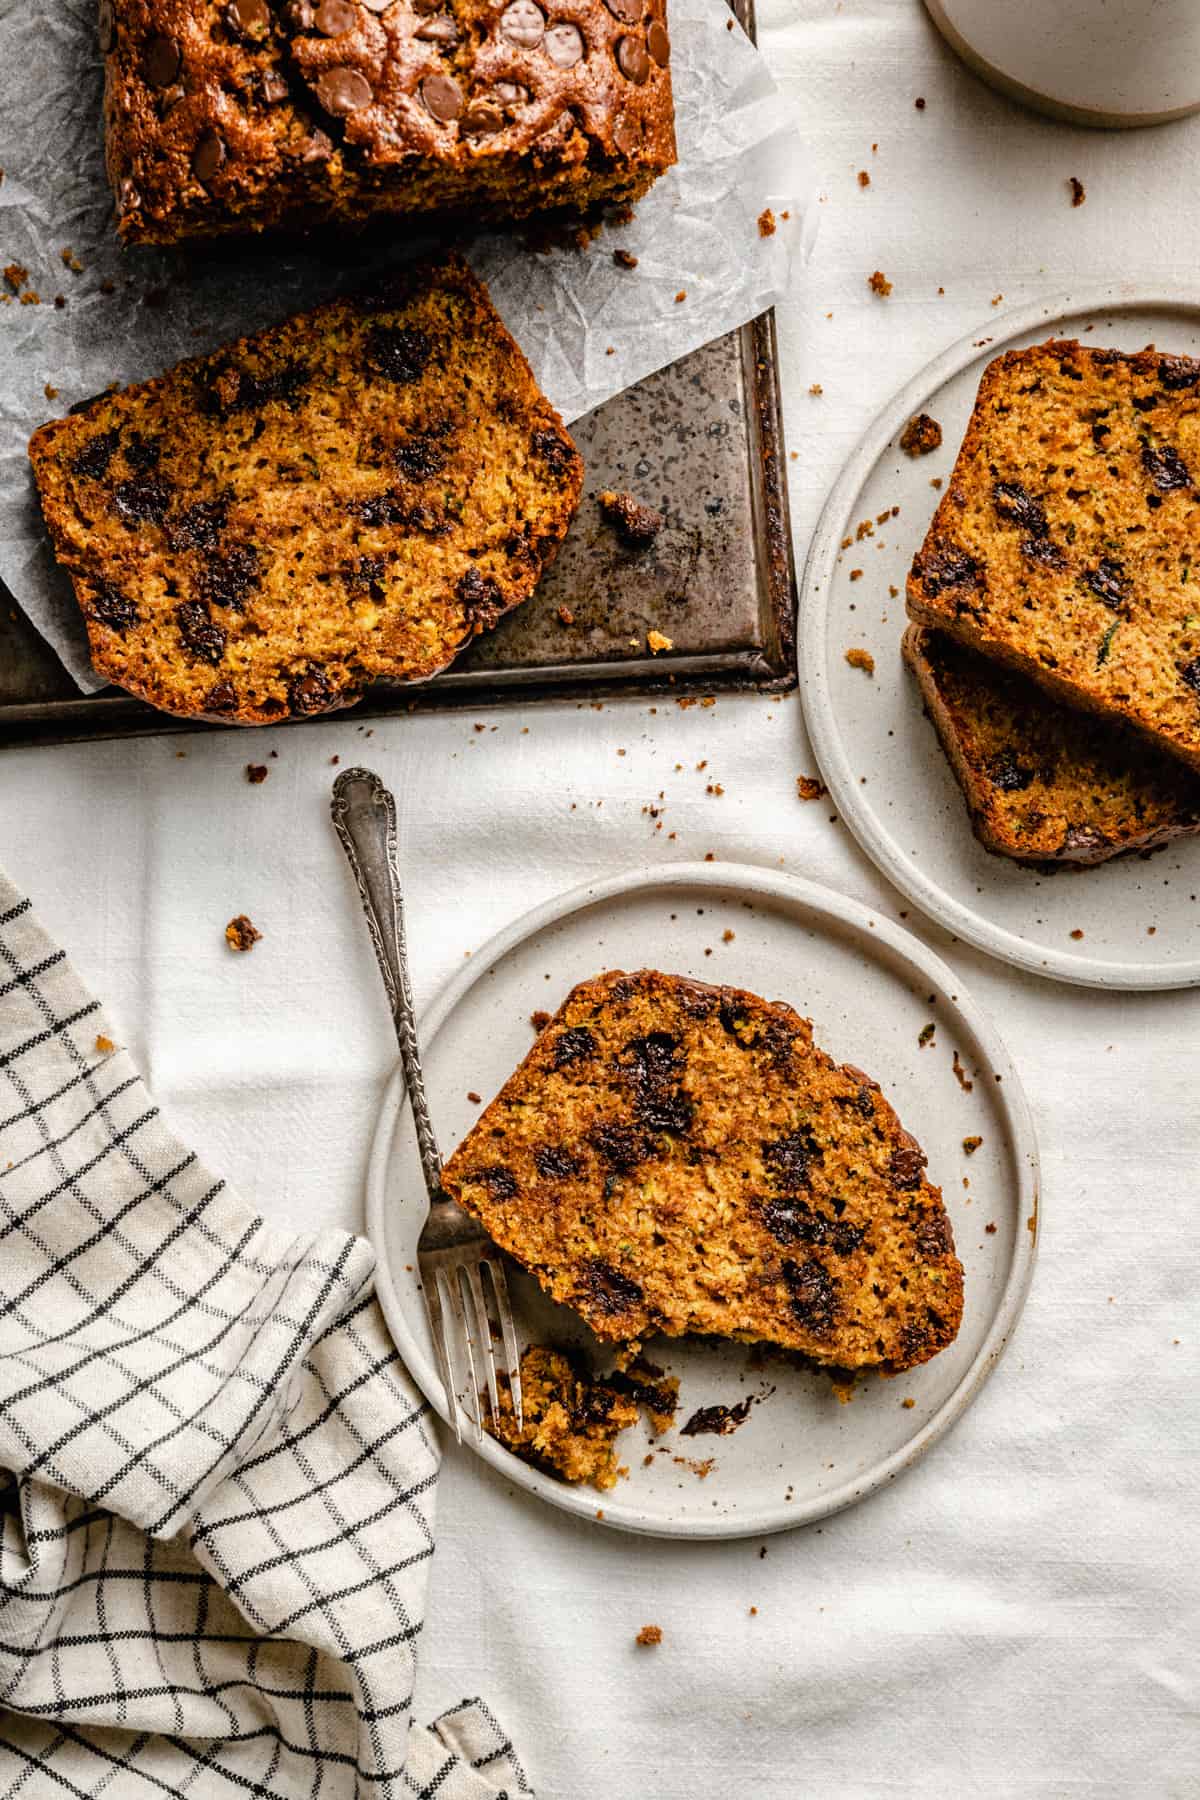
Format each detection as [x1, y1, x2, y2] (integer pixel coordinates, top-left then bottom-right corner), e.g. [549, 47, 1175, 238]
[0, 306, 794, 747]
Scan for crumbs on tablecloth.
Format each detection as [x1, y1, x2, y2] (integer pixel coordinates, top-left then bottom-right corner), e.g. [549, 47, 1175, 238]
[613, 248, 639, 269]
[797, 775, 827, 801]
[757, 207, 776, 237]
[246, 764, 268, 784]
[900, 413, 942, 457]
[1070, 927, 1084, 940]
[225, 915, 261, 953]
[901, 1397, 915, 1408]
[1069, 176, 1086, 207]
[857, 170, 870, 188]
[467, 1091, 482, 1105]
[95, 1034, 115, 1055]
[985, 1222, 997, 1235]
[952, 1050, 973, 1093]
[963, 1135, 983, 1155]
[530, 1010, 552, 1032]
[915, 96, 926, 110]
[868, 270, 892, 297]
[809, 383, 823, 395]
[635, 1626, 663, 1647]
[722, 929, 735, 943]
[845, 647, 875, 675]
[674, 290, 687, 304]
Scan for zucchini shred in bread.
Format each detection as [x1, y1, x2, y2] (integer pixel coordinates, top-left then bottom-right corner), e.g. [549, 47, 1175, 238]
[903, 626, 1200, 866]
[441, 971, 964, 1375]
[28, 254, 582, 724]
[103, 0, 676, 245]
[907, 340, 1200, 771]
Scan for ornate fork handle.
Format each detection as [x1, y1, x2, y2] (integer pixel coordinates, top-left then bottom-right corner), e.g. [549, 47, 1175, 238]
[330, 767, 445, 1201]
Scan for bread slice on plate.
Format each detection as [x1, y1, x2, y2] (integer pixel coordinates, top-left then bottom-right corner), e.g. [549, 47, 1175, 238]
[903, 625, 1200, 866]
[28, 253, 582, 725]
[906, 339, 1200, 770]
[440, 969, 964, 1376]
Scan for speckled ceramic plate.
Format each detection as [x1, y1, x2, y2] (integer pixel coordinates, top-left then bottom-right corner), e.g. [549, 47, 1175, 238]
[366, 863, 1038, 1540]
[799, 288, 1200, 990]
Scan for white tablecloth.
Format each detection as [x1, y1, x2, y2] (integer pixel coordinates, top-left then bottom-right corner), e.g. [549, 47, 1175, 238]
[4, 2, 1197, 1792]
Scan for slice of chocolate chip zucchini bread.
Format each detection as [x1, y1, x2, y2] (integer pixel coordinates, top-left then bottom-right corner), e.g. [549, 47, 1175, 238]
[903, 626, 1200, 866]
[440, 970, 964, 1375]
[486, 1347, 678, 1490]
[906, 340, 1200, 770]
[28, 253, 582, 724]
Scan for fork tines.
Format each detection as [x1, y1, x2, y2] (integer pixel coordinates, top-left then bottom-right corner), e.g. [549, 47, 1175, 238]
[420, 1246, 523, 1446]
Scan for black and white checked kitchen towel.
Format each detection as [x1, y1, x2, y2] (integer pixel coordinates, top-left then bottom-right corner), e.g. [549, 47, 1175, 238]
[0, 875, 532, 1799]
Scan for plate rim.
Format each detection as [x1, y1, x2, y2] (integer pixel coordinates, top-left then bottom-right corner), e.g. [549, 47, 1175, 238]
[798, 283, 1200, 992]
[365, 860, 1041, 1540]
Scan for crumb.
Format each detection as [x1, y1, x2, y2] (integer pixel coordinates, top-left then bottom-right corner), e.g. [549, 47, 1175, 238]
[915, 96, 926, 110]
[60, 247, 84, 273]
[1069, 928, 1084, 940]
[849, 568, 863, 582]
[917, 1022, 936, 1048]
[749, 1606, 758, 1616]
[991, 293, 1003, 307]
[868, 270, 892, 297]
[635, 1625, 663, 1647]
[963, 1135, 983, 1155]
[246, 764, 268, 784]
[647, 630, 673, 654]
[952, 1050, 973, 1093]
[530, 1009, 552, 1032]
[674, 290, 686, 303]
[1069, 176, 1086, 207]
[808, 383, 823, 396]
[985, 1222, 997, 1235]
[3, 263, 28, 293]
[43, 382, 59, 400]
[930, 476, 943, 489]
[796, 775, 827, 801]
[902, 1397, 915, 1408]
[99, 278, 115, 295]
[845, 647, 875, 675]
[899, 413, 942, 457]
[605, 346, 615, 356]
[857, 170, 870, 188]
[94, 1034, 115, 1055]
[757, 207, 776, 237]
[329, 754, 340, 765]
[598, 488, 664, 548]
[467, 1090, 482, 1104]
[225, 915, 261, 953]
[557, 605, 575, 625]
[613, 248, 639, 269]
[722, 929, 735, 943]
[54, 295, 66, 309]
[18, 289, 39, 306]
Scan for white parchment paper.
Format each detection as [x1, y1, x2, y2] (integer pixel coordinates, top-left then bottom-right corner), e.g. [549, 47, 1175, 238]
[0, 0, 814, 692]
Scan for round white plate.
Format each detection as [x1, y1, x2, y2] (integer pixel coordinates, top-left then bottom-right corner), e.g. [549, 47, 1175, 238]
[800, 287, 1200, 990]
[367, 863, 1039, 1540]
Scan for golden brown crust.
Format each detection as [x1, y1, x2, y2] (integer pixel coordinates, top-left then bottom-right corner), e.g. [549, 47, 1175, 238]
[28, 254, 582, 725]
[442, 969, 964, 1375]
[906, 339, 1200, 772]
[903, 625, 1200, 866]
[102, 0, 677, 244]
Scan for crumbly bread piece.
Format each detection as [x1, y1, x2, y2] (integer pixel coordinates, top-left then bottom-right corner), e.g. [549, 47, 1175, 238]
[441, 970, 964, 1374]
[28, 255, 581, 724]
[486, 1347, 639, 1490]
[903, 626, 1200, 866]
[103, 0, 676, 246]
[907, 340, 1200, 770]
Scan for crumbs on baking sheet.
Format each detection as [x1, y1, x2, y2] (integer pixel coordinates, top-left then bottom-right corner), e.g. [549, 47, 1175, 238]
[95, 1034, 115, 1055]
[225, 915, 261, 953]
[613, 248, 639, 269]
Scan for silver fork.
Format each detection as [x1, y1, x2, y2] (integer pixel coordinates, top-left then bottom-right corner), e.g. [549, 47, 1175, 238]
[330, 766, 523, 1446]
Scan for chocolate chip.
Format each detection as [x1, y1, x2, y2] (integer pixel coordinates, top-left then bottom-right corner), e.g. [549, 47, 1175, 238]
[191, 130, 226, 184]
[762, 1126, 822, 1191]
[611, 111, 637, 154]
[98, 0, 115, 53]
[199, 544, 259, 611]
[912, 540, 981, 598]
[889, 1137, 926, 1190]
[261, 69, 290, 102]
[533, 1145, 582, 1179]
[782, 1257, 837, 1333]
[531, 426, 575, 478]
[142, 33, 180, 87]
[553, 1026, 595, 1067]
[1021, 536, 1066, 570]
[118, 177, 141, 213]
[578, 1259, 643, 1316]
[1141, 439, 1193, 493]
[616, 33, 648, 81]
[415, 12, 458, 41]
[167, 497, 229, 552]
[176, 601, 226, 665]
[421, 71, 463, 120]
[647, 19, 669, 64]
[493, 79, 529, 105]
[88, 584, 138, 632]
[603, 0, 641, 17]
[123, 433, 162, 473]
[284, 0, 314, 24]
[394, 430, 447, 480]
[1180, 657, 1200, 697]
[315, 0, 357, 31]
[315, 66, 372, 114]
[1061, 823, 1109, 856]
[985, 750, 1034, 792]
[202, 680, 238, 713]
[1080, 556, 1130, 611]
[366, 325, 432, 383]
[301, 129, 333, 162]
[1158, 356, 1200, 390]
[226, 0, 271, 35]
[288, 668, 337, 714]
[474, 1165, 518, 1199]
[114, 475, 173, 524]
[991, 478, 1048, 538]
[462, 100, 504, 134]
[457, 567, 504, 625]
[545, 21, 584, 65]
[361, 0, 392, 9]
[915, 1211, 952, 1260]
[592, 1121, 653, 1171]
[499, 0, 545, 47]
[679, 1399, 754, 1438]
[71, 430, 119, 481]
[760, 1197, 864, 1256]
